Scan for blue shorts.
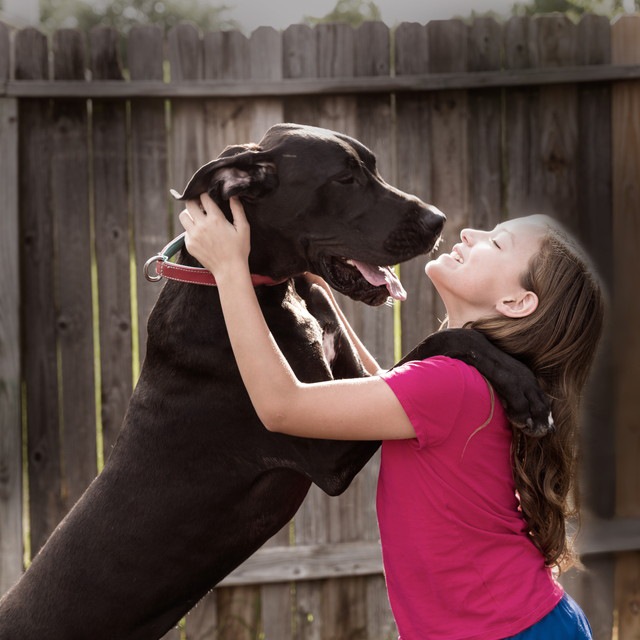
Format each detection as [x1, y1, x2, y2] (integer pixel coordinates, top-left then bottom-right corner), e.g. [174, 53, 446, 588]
[506, 593, 593, 639]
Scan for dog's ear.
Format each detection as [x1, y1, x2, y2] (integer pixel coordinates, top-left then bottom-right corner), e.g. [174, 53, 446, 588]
[170, 144, 278, 202]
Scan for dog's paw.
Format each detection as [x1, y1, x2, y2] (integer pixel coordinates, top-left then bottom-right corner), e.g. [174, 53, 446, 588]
[516, 411, 556, 438]
[500, 378, 555, 438]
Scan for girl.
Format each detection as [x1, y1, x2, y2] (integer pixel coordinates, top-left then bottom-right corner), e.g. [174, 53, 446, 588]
[179, 193, 603, 640]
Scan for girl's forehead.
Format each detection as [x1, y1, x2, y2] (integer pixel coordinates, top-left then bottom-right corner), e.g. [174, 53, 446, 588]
[498, 215, 550, 238]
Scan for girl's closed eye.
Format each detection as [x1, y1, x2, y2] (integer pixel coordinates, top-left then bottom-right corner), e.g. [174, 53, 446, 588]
[491, 237, 501, 249]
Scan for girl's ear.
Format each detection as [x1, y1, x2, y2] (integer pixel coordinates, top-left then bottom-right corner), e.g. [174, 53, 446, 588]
[496, 291, 539, 319]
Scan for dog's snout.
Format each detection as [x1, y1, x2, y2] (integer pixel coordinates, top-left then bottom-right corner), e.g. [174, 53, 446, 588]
[424, 204, 446, 236]
[382, 200, 446, 259]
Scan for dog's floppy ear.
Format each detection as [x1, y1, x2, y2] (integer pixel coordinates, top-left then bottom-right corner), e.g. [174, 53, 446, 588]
[170, 143, 278, 202]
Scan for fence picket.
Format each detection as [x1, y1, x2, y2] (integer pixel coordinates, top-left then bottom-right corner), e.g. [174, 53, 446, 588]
[563, 15, 616, 640]
[128, 25, 170, 358]
[90, 26, 133, 459]
[467, 17, 503, 230]
[15, 27, 65, 556]
[395, 22, 438, 352]
[611, 14, 640, 640]
[51, 28, 97, 509]
[0, 21, 22, 595]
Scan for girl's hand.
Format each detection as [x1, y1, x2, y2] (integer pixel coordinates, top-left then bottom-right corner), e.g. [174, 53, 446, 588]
[178, 193, 250, 278]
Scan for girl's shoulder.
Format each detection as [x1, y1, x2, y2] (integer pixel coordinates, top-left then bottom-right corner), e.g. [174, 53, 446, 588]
[383, 355, 493, 415]
[381, 356, 491, 445]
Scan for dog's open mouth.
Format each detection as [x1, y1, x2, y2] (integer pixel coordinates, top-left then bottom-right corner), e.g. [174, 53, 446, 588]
[320, 256, 407, 306]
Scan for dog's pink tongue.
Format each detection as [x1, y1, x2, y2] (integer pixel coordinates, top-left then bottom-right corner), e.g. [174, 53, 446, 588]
[349, 260, 407, 301]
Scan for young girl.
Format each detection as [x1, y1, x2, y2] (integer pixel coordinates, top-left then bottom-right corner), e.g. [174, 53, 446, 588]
[179, 193, 603, 640]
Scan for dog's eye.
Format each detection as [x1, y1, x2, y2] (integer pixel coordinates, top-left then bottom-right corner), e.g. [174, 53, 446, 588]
[334, 175, 355, 185]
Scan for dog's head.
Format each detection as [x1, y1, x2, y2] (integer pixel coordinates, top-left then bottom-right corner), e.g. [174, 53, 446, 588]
[171, 123, 445, 306]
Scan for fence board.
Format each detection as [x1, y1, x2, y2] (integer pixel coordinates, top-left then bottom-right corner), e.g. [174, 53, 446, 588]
[353, 21, 395, 640]
[90, 27, 133, 458]
[426, 19, 469, 322]
[15, 27, 65, 556]
[612, 14, 640, 640]
[504, 17, 542, 217]
[395, 22, 438, 351]
[51, 28, 97, 509]
[570, 15, 615, 640]
[467, 17, 503, 230]
[0, 21, 22, 595]
[128, 25, 170, 359]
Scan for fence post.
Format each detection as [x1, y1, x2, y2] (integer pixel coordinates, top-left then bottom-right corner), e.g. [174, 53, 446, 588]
[612, 14, 640, 639]
[0, 21, 23, 596]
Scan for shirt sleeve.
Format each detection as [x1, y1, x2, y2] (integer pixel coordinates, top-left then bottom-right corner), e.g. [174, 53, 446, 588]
[379, 356, 466, 448]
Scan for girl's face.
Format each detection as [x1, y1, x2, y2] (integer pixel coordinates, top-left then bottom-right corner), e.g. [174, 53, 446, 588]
[425, 215, 549, 328]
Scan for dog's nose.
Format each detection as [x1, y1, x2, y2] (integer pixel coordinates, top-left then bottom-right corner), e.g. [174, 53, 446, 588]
[425, 204, 446, 236]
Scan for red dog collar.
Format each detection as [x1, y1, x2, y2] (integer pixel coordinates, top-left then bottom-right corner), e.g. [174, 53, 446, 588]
[144, 232, 286, 287]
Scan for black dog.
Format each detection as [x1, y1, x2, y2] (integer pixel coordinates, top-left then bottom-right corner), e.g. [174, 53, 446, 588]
[0, 124, 550, 639]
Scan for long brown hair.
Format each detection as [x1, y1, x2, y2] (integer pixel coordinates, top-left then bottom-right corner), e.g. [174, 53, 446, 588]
[467, 217, 605, 570]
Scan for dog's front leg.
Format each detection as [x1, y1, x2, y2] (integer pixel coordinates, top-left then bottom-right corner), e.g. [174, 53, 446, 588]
[294, 276, 368, 380]
[397, 329, 554, 438]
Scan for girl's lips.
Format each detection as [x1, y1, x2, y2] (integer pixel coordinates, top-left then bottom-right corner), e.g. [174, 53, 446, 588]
[450, 244, 465, 264]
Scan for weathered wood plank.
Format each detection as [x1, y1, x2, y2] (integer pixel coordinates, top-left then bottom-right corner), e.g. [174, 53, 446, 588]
[128, 25, 169, 365]
[352, 21, 396, 640]
[213, 515, 640, 588]
[534, 16, 580, 228]
[4, 63, 640, 98]
[567, 14, 615, 640]
[51, 28, 97, 509]
[168, 23, 205, 190]
[90, 26, 133, 460]
[202, 29, 252, 161]
[467, 18, 503, 229]
[0, 21, 22, 595]
[247, 27, 283, 142]
[504, 17, 542, 217]
[611, 14, 640, 640]
[426, 19, 469, 323]
[395, 22, 438, 352]
[15, 27, 65, 557]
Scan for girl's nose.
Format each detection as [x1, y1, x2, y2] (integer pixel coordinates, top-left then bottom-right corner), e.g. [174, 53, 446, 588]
[460, 228, 475, 245]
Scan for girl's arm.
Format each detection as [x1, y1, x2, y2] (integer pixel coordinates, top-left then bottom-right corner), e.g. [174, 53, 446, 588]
[303, 273, 382, 376]
[179, 194, 415, 442]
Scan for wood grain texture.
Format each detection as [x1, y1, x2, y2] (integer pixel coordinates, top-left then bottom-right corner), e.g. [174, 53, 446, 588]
[51, 28, 97, 509]
[128, 25, 170, 360]
[611, 14, 640, 640]
[90, 26, 133, 459]
[15, 27, 64, 557]
[0, 21, 22, 595]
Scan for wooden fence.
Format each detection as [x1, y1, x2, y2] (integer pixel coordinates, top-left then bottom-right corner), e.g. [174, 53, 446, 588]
[1, 13, 640, 640]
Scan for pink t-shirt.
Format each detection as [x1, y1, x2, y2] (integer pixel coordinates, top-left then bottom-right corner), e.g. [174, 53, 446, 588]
[378, 356, 563, 640]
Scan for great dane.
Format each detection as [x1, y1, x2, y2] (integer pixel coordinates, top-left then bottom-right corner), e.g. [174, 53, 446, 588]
[0, 123, 550, 639]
